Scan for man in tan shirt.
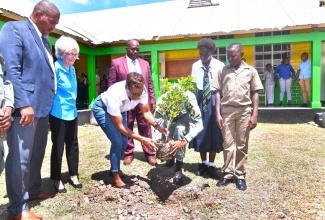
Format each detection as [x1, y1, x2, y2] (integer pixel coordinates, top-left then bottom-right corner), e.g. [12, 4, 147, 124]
[213, 42, 263, 191]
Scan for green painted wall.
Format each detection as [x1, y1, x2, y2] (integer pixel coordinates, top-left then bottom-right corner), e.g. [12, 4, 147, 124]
[85, 32, 323, 108]
[0, 18, 323, 108]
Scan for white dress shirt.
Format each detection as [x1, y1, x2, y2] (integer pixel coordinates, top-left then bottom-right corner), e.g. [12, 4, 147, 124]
[126, 55, 142, 75]
[191, 57, 225, 91]
[28, 17, 56, 92]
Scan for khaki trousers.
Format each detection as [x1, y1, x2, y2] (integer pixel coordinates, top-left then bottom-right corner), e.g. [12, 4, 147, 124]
[220, 105, 251, 179]
[299, 78, 311, 103]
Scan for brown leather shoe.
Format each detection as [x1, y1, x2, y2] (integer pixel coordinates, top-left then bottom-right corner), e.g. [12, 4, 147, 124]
[123, 155, 134, 165]
[7, 210, 42, 220]
[29, 191, 57, 201]
[146, 155, 157, 166]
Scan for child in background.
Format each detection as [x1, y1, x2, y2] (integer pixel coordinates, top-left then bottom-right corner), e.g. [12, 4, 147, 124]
[262, 63, 275, 106]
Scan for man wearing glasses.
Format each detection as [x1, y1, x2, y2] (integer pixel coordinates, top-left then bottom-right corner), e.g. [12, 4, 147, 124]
[108, 39, 157, 166]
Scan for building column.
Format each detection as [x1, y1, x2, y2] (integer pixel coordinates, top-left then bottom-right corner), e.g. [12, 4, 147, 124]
[87, 55, 96, 108]
[150, 49, 160, 98]
[311, 39, 322, 108]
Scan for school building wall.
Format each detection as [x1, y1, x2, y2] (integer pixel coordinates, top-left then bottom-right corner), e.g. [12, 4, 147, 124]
[0, 18, 322, 109]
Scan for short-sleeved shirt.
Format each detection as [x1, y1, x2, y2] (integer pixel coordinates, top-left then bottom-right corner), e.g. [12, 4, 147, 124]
[297, 59, 311, 79]
[263, 70, 275, 85]
[213, 63, 264, 107]
[191, 57, 225, 91]
[101, 80, 148, 116]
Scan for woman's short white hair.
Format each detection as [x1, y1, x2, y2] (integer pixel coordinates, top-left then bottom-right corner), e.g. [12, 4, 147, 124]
[55, 35, 79, 60]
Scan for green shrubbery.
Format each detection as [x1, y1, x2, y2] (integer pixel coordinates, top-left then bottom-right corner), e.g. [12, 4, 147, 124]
[157, 76, 195, 139]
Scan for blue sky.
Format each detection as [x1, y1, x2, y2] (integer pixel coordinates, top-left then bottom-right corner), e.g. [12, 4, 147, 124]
[30, 0, 171, 14]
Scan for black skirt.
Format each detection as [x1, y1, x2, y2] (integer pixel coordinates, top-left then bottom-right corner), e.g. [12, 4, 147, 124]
[189, 90, 223, 153]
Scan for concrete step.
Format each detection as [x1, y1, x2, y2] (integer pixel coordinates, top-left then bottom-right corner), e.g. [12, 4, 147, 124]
[258, 107, 325, 124]
[78, 107, 325, 126]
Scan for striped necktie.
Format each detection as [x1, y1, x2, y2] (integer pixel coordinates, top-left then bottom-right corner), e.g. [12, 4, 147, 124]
[41, 35, 51, 54]
[132, 59, 138, 73]
[202, 66, 211, 112]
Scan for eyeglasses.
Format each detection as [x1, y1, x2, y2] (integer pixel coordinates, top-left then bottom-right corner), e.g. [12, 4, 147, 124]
[127, 87, 147, 99]
[66, 53, 79, 59]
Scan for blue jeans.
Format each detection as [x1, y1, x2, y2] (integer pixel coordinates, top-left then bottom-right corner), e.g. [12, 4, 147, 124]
[92, 95, 128, 172]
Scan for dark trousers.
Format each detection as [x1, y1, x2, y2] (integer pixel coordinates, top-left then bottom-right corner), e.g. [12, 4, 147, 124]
[49, 115, 79, 180]
[6, 116, 49, 216]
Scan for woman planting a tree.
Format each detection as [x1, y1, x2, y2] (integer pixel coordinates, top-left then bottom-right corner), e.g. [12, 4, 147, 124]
[92, 72, 167, 188]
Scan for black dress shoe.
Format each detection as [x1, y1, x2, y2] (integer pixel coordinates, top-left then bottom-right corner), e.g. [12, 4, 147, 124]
[216, 178, 233, 187]
[206, 166, 220, 179]
[236, 179, 247, 191]
[173, 171, 183, 185]
[195, 163, 207, 176]
[54, 184, 67, 193]
[300, 103, 308, 107]
[166, 159, 175, 167]
[69, 180, 83, 189]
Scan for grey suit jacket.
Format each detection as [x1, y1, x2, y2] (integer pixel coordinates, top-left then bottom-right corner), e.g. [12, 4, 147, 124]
[0, 19, 55, 118]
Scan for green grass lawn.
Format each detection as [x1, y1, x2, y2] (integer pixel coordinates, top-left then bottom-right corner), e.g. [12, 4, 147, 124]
[0, 122, 324, 219]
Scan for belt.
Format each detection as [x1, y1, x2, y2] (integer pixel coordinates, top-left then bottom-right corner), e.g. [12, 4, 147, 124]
[223, 104, 251, 108]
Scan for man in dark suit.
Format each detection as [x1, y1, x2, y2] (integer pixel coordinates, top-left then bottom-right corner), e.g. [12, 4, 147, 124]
[108, 39, 157, 166]
[0, 1, 60, 219]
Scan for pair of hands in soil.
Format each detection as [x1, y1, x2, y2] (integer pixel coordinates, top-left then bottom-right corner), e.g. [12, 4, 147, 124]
[142, 125, 187, 156]
[154, 127, 189, 156]
[143, 138, 187, 156]
[142, 125, 169, 152]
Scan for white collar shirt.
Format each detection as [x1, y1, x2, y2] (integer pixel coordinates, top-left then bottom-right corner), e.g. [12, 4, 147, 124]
[191, 57, 225, 91]
[28, 17, 56, 92]
[126, 55, 142, 75]
[101, 80, 148, 116]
